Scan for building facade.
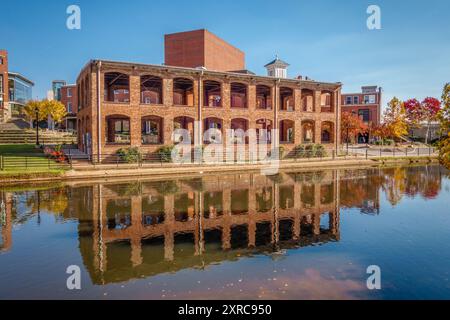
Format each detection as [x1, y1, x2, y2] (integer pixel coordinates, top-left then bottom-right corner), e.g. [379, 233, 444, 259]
[7, 72, 34, 119]
[60, 84, 78, 132]
[0, 50, 8, 123]
[77, 31, 341, 158]
[341, 86, 382, 143]
[77, 60, 341, 157]
[52, 80, 66, 102]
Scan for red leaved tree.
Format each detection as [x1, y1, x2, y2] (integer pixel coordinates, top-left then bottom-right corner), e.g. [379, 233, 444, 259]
[405, 97, 441, 144]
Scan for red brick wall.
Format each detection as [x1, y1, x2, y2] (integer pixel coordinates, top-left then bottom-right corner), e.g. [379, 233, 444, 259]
[165, 29, 245, 72]
[341, 91, 382, 126]
[61, 85, 78, 115]
[0, 50, 8, 111]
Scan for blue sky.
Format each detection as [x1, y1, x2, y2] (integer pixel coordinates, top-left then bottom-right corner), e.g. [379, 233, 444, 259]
[2, 0, 449, 110]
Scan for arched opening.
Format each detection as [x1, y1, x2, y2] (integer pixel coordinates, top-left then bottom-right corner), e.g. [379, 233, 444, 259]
[321, 121, 334, 144]
[104, 72, 130, 103]
[141, 116, 163, 145]
[256, 119, 273, 144]
[321, 91, 333, 113]
[302, 89, 314, 112]
[302, 121, 315, 144]
[140, 75, 163, 104]
[174, 116, 195, 144]
[231, 118, 249, 144]
[204, 117, 223, 144]
[173, 78, 194, 106]
[230, 83, 247, 108]
[279, 120, 295, 144]
[204, 80, 222, 107]
[280, 87, 294, 111]
[105, 115, 130, 144]
[256, 85, 272, 110]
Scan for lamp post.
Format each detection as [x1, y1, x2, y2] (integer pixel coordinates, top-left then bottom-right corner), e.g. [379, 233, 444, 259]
[35, 107, 40, 146]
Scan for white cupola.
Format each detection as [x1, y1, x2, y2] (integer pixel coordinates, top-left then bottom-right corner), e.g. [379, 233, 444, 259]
[264, 55, 289, 79]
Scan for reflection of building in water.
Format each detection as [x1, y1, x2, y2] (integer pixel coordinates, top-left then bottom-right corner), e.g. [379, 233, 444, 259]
[339, 168, 381, 215]
[0, 192, 12, 253]
[77, 170, 341, 284]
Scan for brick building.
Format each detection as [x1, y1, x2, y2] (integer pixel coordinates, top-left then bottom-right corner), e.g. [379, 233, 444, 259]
[341, 86, 382, 143]
[165, 29, 245, 72]
[0, 50, 9, 123]
[77, 31, 341, 157]
[60, 84, 78, 132]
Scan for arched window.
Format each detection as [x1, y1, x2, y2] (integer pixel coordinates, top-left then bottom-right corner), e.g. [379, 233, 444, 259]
[231, 83, 247, 108]
[279, 120, 294, 144]
[141, 116, 163, 144]
[104, 72, 130, 103]
[302, 89, 314, 112]
[105, 115, 130, 144]
[302, 121, 315, 143]
[204, 80, 222, 107]
[141, 75, 163, 104]
[173, 78, 194, 106]
[256, 85, 272, 110]
[280, 87, 294, 111]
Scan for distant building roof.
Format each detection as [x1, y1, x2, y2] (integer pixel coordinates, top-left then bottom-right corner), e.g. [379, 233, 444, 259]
[264, 57, 290, 68]
[228, 69, 256, 75]
[8, 72, 34, 86]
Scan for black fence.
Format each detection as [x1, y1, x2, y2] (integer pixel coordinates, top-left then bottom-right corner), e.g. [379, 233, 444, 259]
[66, 146, 438, 169]
[0, 154, 69, 171]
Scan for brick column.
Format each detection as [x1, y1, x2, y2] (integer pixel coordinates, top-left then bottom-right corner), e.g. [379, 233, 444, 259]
[163, 117, 174, 145]
[315, 120, 322, 144]
[129, 75, 141, 147]
[314, 90, 321, 114]
[163, 78, 173, 106]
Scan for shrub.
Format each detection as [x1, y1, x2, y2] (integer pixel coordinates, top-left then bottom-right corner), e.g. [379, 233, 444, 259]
[117, 147, 141, 163]
[294, 144, 327, 158]
[157, 145, 175, 163]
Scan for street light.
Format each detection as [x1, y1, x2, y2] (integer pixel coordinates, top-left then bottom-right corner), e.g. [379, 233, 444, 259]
[34, 106, 40, 146]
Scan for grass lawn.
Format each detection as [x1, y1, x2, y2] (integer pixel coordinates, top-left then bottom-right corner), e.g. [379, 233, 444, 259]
[0, 144, 42, 154]
[0, 144, 68, 179]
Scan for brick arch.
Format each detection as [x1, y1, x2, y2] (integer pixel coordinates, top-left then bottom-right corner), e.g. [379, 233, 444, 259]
[104, 72, 130, 103]
[301, 120, 315, 144]
[141, 115, 163, 145]
[230, 82, 248, 108]
[321, 121, 334, 144]
[173, 77, 194, 106]
[140, 75, 163, 104]
[105, 114, 131, 144]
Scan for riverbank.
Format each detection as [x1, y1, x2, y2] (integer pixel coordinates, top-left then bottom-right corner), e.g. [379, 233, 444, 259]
[0, 155, 439, 185]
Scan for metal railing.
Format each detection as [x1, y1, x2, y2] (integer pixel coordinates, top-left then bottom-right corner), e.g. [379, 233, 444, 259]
[65, 146, 438, 170]
[0, 153, 70, 171]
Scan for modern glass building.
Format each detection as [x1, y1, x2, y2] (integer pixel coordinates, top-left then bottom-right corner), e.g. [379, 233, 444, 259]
[8, 72, 34, 116]
[52, 80, 66, 101]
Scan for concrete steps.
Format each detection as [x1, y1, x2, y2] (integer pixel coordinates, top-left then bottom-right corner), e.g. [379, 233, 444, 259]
[0, 129, 77, 144]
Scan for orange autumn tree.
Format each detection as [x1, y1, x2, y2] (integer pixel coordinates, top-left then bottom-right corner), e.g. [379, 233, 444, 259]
[341, 111, 368, 144]
[383, 97, 408, 141]
[439, 83, 450, 168]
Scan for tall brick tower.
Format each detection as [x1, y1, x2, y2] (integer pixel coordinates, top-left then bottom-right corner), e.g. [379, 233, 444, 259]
[0, 50, 8, 123]
[164, 29, 245, 72]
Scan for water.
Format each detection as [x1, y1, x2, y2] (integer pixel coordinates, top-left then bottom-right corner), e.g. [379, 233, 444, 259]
[0, 165, 449, 300]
